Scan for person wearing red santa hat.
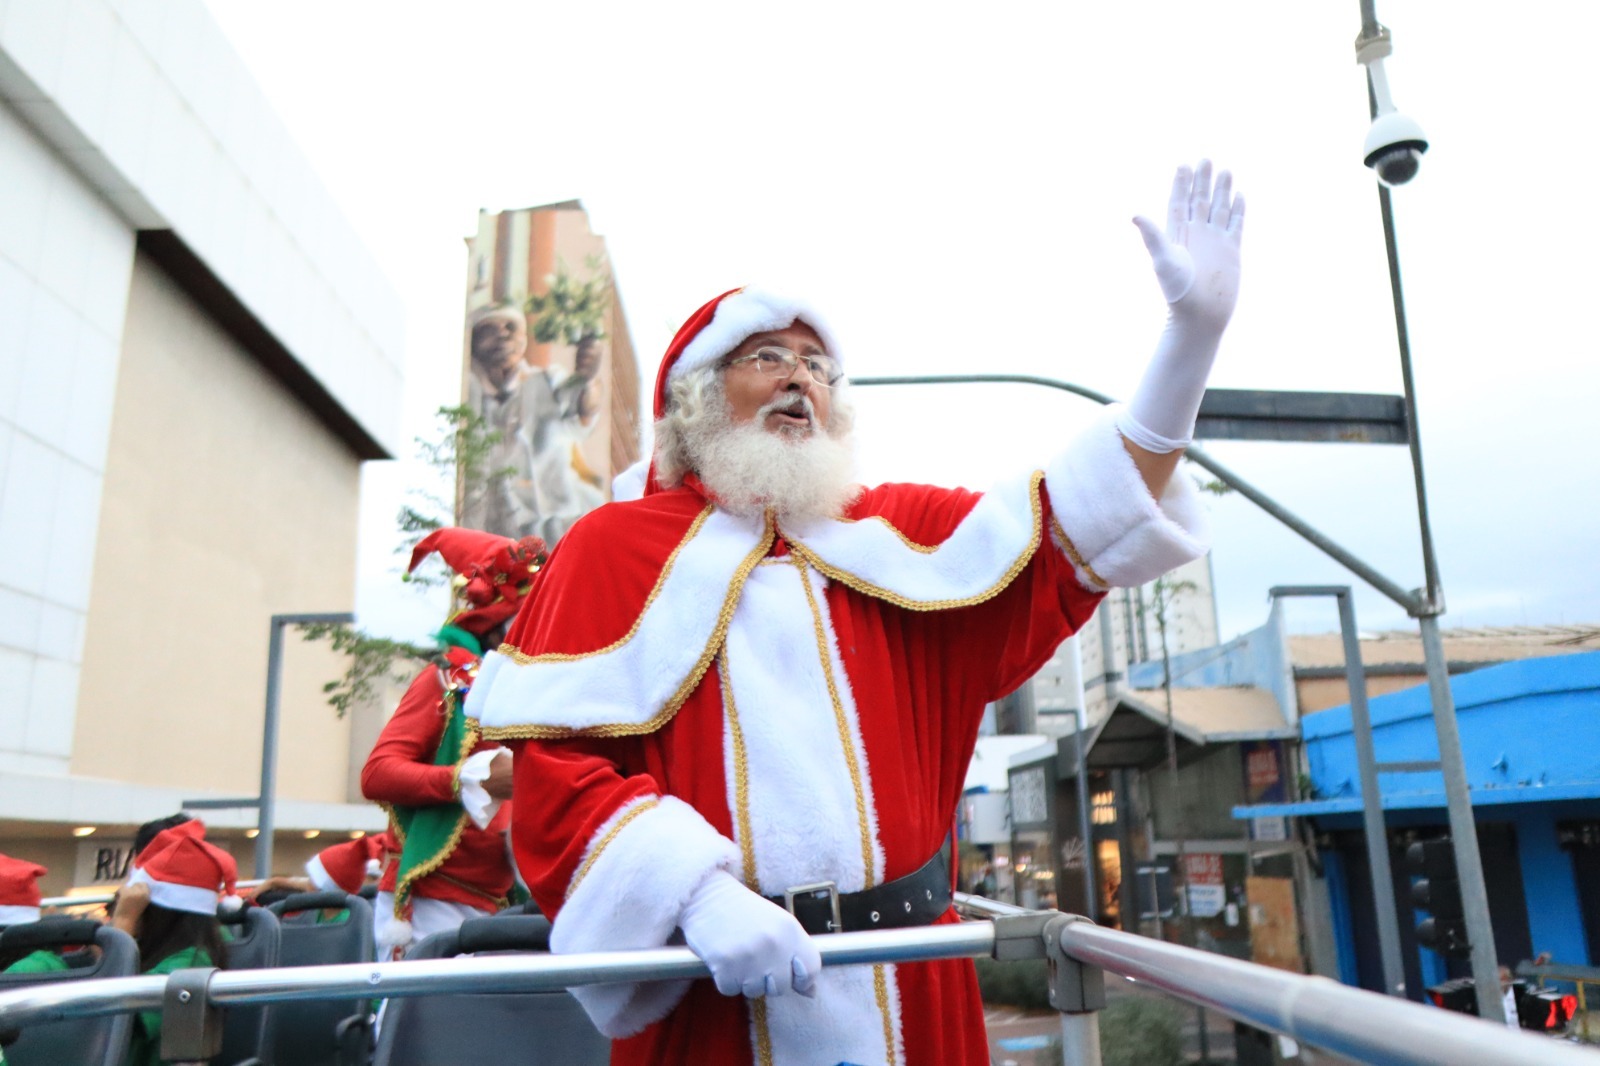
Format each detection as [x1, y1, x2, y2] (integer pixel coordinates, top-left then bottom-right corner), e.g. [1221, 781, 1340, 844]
[101, 822, 236, 1066]
[247, 831, 392, 922]
[0, 853, 54, 974]
[361, 528, 545, 958]
[0, 853, 47, 931]
[466, 161, 1243, 1065]
[305, 832, 388, 896]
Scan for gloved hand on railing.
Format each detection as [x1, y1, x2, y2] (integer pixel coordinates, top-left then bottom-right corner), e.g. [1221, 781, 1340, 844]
[678, 870, 820, 999]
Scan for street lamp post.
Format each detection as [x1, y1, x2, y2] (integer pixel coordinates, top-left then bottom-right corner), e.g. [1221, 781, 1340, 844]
[1354, 4, 1504, 1022]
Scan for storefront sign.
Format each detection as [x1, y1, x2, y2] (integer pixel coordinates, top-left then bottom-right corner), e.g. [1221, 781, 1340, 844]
[74, 839, 135, 887]
[1010, 766, 1049, 826]
[1183, 852, 1226, 918]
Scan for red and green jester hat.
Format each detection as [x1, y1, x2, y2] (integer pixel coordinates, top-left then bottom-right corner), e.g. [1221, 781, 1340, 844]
[381, 528, 545, 934]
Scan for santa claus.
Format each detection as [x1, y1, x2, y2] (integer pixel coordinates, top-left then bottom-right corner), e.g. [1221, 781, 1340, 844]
[467, 161, 1243, 1065]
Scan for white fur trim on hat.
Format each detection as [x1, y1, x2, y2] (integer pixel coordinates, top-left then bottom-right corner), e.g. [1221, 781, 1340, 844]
[127, 866, 221, 916]
[672, 288, 843, 381]
[305, 854, 338, 894]
[0, 904, 40, 924]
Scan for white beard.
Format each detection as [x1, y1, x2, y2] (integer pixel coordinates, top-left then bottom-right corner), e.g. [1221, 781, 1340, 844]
[684, 395, 860, 523]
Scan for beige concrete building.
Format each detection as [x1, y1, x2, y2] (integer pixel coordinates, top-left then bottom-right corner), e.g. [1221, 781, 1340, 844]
[0, 1, 402, 895]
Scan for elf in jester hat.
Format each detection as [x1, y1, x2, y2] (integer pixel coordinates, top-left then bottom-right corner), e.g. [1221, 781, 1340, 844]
[360, 527, 545, 956]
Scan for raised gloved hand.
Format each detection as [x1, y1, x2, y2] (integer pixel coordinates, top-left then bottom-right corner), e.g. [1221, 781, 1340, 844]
[1120, 160, 1245, 454]
[678, 870, 821, 999]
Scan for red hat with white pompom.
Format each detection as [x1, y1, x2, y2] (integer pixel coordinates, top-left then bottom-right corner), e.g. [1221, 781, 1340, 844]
[0, 853, 47, 925]
[651, 287, 843, 421]
[305, 835, 386, 895]
[129, 822, 240, 915]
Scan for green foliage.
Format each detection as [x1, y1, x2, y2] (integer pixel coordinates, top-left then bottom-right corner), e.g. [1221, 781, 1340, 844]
[397, 403, 513, 589]
[1098, 995, 1185, 1066]
[302, 405, 509, 715]
[297, 622, 434, 719]
[525, 258, 611, 346]
[973, 956, 1053, 1011]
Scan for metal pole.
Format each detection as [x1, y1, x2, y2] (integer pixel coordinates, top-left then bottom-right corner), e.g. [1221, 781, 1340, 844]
[1059, 1013, 1102, 1066]
[850, 375, 1425, 616]
[1270, 587, 1407, 998]
[257, 611, 354, 879]
[1418, 614, 1503, 1023]
[1356, 11, 1498, 1013]
[1377, 186, 1442, 611]
[257, 617, 287, 879]
[1069, 637, 1097, 922]
[1335, 590, 1407, 999]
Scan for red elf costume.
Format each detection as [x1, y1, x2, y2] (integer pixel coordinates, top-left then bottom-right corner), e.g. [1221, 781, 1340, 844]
[360, 528, 544, 954]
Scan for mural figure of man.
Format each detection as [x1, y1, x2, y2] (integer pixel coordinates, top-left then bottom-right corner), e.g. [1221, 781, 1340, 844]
[521, 325, 605, 542]
[463, 304, 604, 542]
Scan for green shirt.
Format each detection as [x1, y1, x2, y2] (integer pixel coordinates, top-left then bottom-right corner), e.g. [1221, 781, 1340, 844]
[1, 950, 68, 975]
[129, 946, 212, 1066]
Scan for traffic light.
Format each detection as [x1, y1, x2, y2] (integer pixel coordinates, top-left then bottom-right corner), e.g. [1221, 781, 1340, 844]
[1516, 987, 1578, 1031]
[1405, 837, 1471, 959]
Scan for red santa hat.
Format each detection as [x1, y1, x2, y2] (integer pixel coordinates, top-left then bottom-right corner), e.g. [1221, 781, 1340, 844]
[305, 835, 386, 895]
[408, 528, 547, 636]
[0, 853, 47, 925]
[651, 287, 843, 420]
[129, 823, 240, 915]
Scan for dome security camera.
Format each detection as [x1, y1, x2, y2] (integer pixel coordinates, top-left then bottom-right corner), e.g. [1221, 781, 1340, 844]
[1355, 26, 1429, 187]
[1363, 110, 1429, 187]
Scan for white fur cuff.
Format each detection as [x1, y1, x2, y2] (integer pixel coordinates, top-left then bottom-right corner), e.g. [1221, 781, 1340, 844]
[1045, 406, 1210, 589]
[550, 795, 741, 1038]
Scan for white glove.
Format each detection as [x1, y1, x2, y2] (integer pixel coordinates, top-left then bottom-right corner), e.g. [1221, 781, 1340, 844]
[1120, 160, 1245, 453]
[678, 870, 821, 999]
[457, 747, 509, 829]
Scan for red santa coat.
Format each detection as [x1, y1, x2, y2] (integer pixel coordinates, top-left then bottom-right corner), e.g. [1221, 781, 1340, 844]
[361, 654, 514, 912]
[468, 413, 1208, 1066]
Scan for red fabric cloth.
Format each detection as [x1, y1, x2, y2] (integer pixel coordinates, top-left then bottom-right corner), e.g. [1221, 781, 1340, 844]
[361, 663, 513, 912]
[503, 478, 1101, 1065]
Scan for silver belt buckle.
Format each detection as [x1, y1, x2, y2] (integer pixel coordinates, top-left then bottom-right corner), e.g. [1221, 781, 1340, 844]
[783, 880, 842, 933]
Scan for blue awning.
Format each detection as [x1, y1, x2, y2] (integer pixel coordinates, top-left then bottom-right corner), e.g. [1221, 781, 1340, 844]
[1233, 779, 1600, 820]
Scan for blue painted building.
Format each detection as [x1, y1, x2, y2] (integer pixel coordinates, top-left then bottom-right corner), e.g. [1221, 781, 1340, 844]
[1237, 650, 1600, 997]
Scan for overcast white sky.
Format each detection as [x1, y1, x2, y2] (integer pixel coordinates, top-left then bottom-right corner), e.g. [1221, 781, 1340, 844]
[204, 1, 1598, 647]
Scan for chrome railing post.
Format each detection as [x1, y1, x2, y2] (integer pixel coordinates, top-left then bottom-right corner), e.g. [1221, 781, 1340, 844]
[1044, 914, 1104, 1066]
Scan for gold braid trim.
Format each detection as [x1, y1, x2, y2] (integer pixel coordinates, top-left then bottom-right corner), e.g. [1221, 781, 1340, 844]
[783, 470, 1046, 613]
[480, 513, 776, 740]
[719, 645, 760, 889]
[794, 555, 878, 890]
[393, 696, 481, 918]
[1048, 512, 1109, 591]
[565, 798, 660, 900]
[873, 964, 898, 1066]
[496, 504, 715, 664]
[751, 997, 774, 1066]
[832, 514, 939, 554]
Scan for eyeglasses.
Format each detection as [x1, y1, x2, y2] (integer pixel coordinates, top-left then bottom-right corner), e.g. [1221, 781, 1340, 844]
[724, 346, 843, 389]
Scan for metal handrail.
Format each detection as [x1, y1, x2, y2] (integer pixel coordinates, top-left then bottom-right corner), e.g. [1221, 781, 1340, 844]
[40, 880, 270, 910]
[2, 905, 1588, 1065]
[1058, 921, 1590, 1066]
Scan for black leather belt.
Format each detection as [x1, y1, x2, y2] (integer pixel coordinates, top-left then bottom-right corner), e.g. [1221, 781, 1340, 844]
[764, 841, 952, 935]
